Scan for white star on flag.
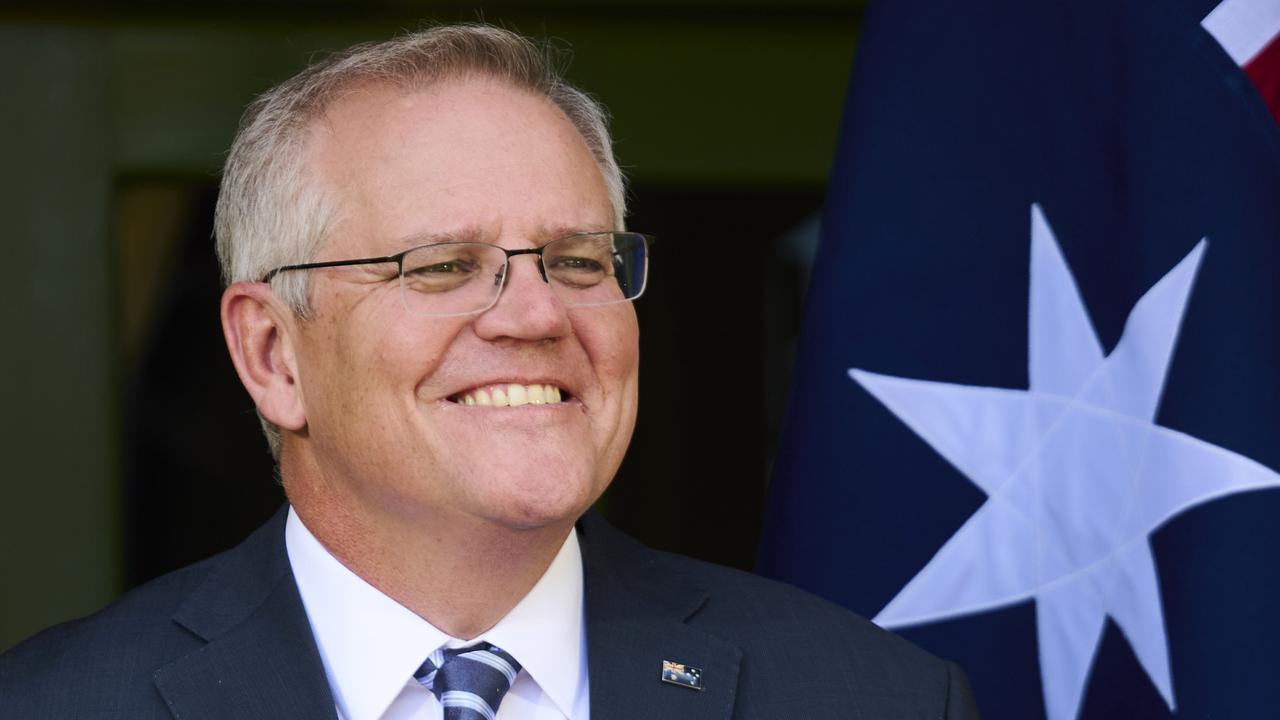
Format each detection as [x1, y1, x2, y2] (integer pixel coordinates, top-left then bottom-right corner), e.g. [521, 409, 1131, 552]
[853, 204, 1280, 720]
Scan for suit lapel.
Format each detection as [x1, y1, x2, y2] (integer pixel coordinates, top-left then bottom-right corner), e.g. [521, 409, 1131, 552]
[153, 508, 336, 720]
[151, 507, 743, 719]
[579, 512, 742, 720]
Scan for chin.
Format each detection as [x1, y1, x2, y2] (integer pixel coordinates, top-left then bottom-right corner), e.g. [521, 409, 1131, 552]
[488, 494, 591, 532]
[481, 474, 602, 532]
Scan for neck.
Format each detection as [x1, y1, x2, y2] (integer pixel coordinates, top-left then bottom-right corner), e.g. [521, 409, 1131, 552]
[282, 456, 573, 639]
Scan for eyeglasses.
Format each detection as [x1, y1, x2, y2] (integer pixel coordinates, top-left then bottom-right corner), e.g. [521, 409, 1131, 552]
[261, 231, 651, 317]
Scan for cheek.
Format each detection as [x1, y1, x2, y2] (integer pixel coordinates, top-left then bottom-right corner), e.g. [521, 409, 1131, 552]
[609, 324, 642, 414]
[305, 311, 465, 443]
[371, 317, 468, 393]
[575, 308, 641, 458]
[572, 306, 640, 381]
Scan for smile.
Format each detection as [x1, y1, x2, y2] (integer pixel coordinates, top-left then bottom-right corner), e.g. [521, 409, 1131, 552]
[449, 383, 569, 407]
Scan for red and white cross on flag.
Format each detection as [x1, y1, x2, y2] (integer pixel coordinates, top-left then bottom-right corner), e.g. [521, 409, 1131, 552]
[1203, 0, 1280, 124]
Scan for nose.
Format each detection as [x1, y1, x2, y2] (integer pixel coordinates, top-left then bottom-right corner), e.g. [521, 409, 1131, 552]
[472, 253, 571, 341]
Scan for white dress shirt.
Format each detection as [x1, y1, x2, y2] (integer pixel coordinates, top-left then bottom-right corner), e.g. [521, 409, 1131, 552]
[285, 508, 590, 720]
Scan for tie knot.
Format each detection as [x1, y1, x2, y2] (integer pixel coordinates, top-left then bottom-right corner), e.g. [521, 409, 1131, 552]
[415, 642, 522, 719]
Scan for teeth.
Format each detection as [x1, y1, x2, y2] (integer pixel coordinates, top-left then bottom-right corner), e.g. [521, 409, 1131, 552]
[457, 383, 566, 406]
[507, 383, 528, 406]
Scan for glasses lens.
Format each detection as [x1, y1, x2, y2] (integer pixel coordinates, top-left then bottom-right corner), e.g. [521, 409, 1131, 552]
[399, 242, 507, 316]
[544, 233, 648, 307]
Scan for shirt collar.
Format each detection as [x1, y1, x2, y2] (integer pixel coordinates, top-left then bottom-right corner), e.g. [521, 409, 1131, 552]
[285, 507, 586, 720]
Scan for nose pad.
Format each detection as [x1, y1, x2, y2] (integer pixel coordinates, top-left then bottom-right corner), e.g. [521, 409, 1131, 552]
[489, 253, 560, 311]
[497, 255, 552, 289]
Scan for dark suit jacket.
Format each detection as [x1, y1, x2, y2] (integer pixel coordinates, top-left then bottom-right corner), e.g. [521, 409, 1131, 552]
[1, 507, 979, 719]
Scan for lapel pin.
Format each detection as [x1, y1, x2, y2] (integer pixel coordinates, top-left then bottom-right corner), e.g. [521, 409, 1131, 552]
[661, 659, 704, 691]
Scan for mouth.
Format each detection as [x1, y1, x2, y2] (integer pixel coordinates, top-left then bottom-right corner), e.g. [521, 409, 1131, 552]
[448, 382, 573, 407]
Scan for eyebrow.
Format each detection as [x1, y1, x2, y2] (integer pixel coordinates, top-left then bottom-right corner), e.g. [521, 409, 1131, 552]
[390, 227, 484, 249]
[390, 224, 615, 250]
[539, 223, 615, 240]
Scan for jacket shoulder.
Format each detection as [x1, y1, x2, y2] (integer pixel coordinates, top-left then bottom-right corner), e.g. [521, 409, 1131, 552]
[658, 548, 976, 717]
[580, 513, 978, 718]
[0, 552, 222, 716]
[654, 544, 938, 662]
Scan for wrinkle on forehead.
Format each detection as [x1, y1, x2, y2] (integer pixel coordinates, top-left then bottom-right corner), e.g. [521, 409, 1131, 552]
[386, 223, 618, 252]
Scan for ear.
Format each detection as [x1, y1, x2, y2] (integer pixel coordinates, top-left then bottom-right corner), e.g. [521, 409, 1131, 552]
[221, 281, 307, 432]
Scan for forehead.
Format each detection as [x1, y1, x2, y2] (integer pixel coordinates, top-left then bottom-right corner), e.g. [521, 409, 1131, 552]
[304, 77, 613, 252]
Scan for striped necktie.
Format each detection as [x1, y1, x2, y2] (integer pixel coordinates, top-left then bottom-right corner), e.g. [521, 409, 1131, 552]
[414, 642, 522, 720]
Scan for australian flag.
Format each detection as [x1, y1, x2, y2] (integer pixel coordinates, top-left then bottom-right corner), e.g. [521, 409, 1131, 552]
[758, 1, 1280, 719]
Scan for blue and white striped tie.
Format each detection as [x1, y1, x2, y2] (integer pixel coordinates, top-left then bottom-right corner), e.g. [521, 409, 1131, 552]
[415, 642, 522, 720]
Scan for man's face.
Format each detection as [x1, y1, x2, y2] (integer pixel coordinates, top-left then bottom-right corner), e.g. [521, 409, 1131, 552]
[286, 77, 639, 533]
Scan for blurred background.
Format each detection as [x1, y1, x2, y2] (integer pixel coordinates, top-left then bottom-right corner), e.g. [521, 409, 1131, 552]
[1, 0, 863, 650]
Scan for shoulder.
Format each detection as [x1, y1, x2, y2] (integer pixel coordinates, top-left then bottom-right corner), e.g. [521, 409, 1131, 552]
[582, 511, 929, 660]
[0, 554, 221, 714]
[0, 503, 298, 718]
[651, 542, 944, 669]
[579, 513, 979, 718]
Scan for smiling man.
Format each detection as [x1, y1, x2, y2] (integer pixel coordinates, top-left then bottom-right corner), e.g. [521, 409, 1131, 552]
[0, 25, 978, 720]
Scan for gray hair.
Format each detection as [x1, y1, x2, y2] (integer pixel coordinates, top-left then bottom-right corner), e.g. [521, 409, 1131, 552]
[214, 24, 628, 458]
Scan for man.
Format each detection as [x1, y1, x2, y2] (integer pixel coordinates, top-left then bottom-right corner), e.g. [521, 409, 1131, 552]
[0, 25, 979, 719]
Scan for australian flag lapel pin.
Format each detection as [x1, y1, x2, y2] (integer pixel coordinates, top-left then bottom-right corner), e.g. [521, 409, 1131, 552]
[661, 659, 704, 691]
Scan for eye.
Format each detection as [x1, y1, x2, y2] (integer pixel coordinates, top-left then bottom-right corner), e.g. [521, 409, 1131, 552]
[408, 259, 478, 275]
[550, 255, 605, 272]
[401, 247, 488, 293]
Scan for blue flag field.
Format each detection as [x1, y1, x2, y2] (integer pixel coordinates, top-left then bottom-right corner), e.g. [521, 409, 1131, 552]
[758, 1, 1280, 718]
